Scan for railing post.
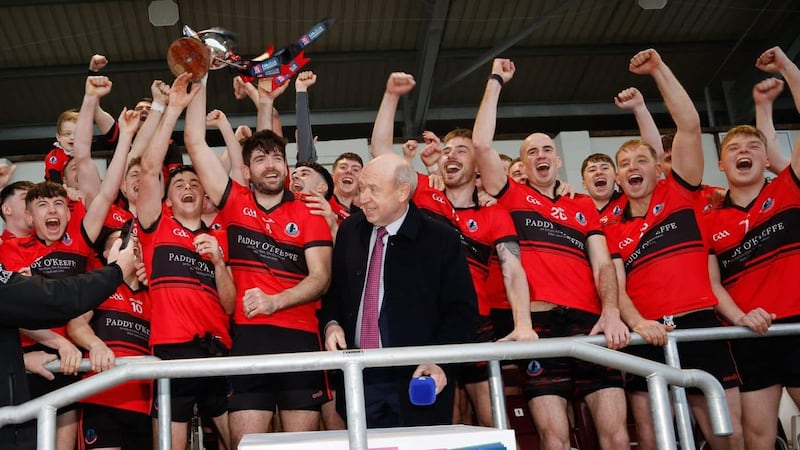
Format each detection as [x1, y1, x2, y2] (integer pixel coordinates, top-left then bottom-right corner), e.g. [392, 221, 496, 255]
[36, 404, 57, 450]
[647, 373, 677, 450]
[342, 360, 368, 450]
[487, 359, 508, 429]
[664, 337, 695, 449]
[158, 378, 172, 450]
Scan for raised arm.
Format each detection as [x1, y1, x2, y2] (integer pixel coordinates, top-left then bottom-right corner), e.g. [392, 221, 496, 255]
[88, 55, 115, 135]
[206, 109, 245, 185]
[138, 73, 198, 228]
[370, 73, 416, 158]
[614, 87, 665, 159]
[128, 80, 170, 163]
[630, 49, 702, 185]
[295, 71, 318, 163]
[183, 82, 230, 206]
[83, 108, 139, 243]
[756, 46, 800, 176]
[472, 59, 515, 195]
[753, 77, 789, 174]
[74, 76, 112, 205]
[256, 80, 290, 132]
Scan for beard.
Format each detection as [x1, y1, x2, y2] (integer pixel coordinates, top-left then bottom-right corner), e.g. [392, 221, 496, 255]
[252, 179, 284, 196]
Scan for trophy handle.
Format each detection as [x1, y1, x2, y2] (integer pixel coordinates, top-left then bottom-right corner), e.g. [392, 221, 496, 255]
[167, 38, 210, 82]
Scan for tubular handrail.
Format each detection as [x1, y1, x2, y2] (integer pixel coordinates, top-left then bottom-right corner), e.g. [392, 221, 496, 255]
[4, 323, 799, 450]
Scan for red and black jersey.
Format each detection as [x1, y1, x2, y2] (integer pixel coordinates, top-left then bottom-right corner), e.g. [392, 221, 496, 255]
[81, 282, 152, 414]
[605, 174, 717, 320]
[138, 213, 231, 348]
[704, 168, 800, 319]
[496, 180, 603, 314]
[0, 218, 99, 347]
[329, 194, 360, 224]
[103, 204, 134, 231]
[216, 180, 333, 332]
[44, 146, 71, 184]
[413, 174, 518, 315]
[1, 229, 18, 241]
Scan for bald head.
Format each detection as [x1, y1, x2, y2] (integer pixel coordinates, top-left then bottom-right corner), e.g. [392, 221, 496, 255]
[359, 154, 417, 226]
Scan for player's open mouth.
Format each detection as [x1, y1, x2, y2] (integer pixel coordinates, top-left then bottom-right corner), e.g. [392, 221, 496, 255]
[536, 162, 550, 174]
[628, 174, 643, 186]
[45, 218, 60, 232]
[181, 193, 195, 202]
[445, 163, 461, 174]
[594, 178, 607, 187]
[341, 177, 354, 185]
[736, 158, 752, 170]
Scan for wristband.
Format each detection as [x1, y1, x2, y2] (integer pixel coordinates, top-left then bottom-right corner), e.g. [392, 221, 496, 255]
[488, 73, 505, 87]
[150, 101, 165, 113]
[87, 70, 99, 77]
[426, 164, 440, 174]
[200, 73, 209, 86]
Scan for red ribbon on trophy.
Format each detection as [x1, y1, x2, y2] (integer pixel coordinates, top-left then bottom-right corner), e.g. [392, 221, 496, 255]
[167, 17, 334, 90]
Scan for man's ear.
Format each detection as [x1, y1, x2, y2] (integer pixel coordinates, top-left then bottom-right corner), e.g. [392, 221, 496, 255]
[397, 182, 411, 203]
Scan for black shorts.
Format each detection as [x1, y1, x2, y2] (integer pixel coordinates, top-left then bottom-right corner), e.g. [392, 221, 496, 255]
[520, 307, 624, 401]
[732, 315, 800, 392]
[458, 315, 495, 385]
[23, 344, 80, 414]
[80, 403, 152, 450]
[624, 310, 741, 393]
[151, 338, 230, 422]
[228, 325, 329, 412]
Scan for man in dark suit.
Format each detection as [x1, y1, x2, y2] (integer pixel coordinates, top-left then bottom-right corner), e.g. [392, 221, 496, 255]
[321, 153, 478, 428]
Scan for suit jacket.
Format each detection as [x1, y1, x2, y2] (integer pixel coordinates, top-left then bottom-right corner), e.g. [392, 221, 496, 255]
[0, 264, 124, 450]
[321, 202, 478, 425]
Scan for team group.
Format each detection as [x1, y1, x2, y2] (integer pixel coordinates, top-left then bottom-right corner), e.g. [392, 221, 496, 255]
[0, 45, 797, 450]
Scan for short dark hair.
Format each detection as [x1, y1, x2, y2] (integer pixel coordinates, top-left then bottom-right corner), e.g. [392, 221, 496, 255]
[581, 153, 615, 179]
[241, 130, 288, 166]
[25, 181, 67, 206]
[333, 152, 363, 169]
[167, 165, 197, 188]
[499, 153, 513, 163]
[0, 181, 35, 220]
[295, 161, 334, 200]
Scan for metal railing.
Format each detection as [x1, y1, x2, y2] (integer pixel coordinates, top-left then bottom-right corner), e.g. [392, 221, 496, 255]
[2, 324, 798, 450]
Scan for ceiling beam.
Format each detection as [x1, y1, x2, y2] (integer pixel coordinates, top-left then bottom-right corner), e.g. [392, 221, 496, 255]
[435, 0, 580, 94]
[0, 42, 766, 80]
[407, 0, 450, 137]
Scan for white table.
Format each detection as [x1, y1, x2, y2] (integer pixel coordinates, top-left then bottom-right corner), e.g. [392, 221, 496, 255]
[239, 424, 516, 449]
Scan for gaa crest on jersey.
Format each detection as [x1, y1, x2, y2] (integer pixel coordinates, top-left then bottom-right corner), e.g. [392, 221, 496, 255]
[62, 232, 72, 245]
[285, 222, 299, 237]
[653, 203, 664, 216]
[761, 197, 774, 212]
[612, 205, 622, 215]
[575, 212, 587, 226]
[467, 218, 478, 232]
[49, 155, 58, 164]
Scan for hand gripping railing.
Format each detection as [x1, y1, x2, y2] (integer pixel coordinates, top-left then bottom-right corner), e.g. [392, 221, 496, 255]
[0, 331, 742, 450]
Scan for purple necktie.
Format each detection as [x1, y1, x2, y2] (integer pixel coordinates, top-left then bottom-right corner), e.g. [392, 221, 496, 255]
[360, 227, 387, 349]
